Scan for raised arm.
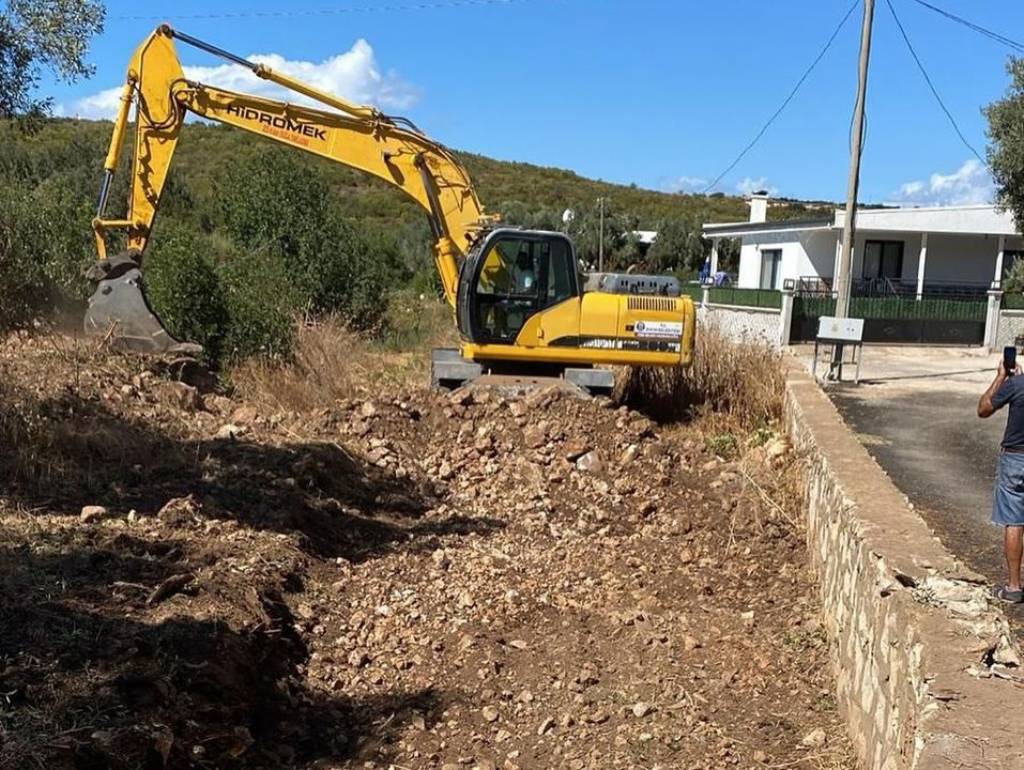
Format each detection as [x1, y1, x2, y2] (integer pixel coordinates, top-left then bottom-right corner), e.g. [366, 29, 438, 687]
[979, 361, 1011, 418]
[92, 25, 491, 306]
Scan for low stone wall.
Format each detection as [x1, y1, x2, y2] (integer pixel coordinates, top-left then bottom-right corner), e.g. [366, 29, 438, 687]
[785, 362, 1023, 770]
[698, 303, 782, 347]
[995, 308, 1024, 350]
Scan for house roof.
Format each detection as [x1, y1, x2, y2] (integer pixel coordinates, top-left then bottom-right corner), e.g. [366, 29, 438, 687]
[631, 230, 658, 245]
[701, 217, 833, 238]
[703, 204, 1019, 239]
[837, 205, 1018, 235]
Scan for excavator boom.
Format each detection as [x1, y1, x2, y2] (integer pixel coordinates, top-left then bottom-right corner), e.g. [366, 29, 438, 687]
[89, 25, 489, 351]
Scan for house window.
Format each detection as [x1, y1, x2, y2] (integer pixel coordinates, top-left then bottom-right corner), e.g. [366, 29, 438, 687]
[862, 240, 904, 280]
[759, 249, 782, 290]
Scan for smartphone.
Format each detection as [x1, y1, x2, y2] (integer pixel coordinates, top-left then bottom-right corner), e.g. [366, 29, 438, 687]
[1005, 345, 1017, 376]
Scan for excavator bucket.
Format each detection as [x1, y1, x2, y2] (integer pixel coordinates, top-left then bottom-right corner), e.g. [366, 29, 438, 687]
[84, 253, 203, 356]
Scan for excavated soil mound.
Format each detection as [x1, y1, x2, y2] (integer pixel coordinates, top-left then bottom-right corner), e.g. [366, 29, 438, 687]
[0, 333, 853, 769]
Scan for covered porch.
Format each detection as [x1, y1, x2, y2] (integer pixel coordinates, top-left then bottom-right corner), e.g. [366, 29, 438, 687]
[797, 229, 1018, 300]
[820, 206, 1023, 300]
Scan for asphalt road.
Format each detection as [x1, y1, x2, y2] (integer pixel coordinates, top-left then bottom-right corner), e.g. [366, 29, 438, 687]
[807, 345, 1024, 629]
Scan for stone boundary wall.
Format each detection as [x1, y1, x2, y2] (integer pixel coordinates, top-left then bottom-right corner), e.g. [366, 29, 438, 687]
[784, 362, 1023, 770]
[995, 308, 1024, 350]
[698, 303, 782, 347]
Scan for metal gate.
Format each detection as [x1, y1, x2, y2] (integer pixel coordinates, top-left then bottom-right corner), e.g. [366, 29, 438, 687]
[791, 295, 987, 345]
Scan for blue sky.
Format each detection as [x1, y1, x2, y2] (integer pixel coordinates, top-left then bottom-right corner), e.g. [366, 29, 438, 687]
[41, 0, 1024, 205]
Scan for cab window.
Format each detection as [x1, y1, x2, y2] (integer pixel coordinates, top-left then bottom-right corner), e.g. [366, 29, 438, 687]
[475, 237, 554, 342]
[545, 239, 575, 306]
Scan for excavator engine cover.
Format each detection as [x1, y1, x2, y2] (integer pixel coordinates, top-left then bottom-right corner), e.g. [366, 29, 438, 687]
[84, 252, 202, 355]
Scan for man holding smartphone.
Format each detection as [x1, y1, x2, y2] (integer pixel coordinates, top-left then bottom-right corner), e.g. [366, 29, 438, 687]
[978, 345, 1024, 603]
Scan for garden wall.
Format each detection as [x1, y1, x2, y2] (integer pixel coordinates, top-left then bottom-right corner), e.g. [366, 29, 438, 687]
[995, 308, 1024, 350]
[698, 303, 783, 347]
[784, 361, 1023, 769]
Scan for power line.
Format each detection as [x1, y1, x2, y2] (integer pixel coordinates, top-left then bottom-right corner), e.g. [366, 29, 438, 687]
[908, 0, 1024, 54]
[700, 0, 861, 195]
[115, 0, 547, 21]
[884, 0, 988, 167]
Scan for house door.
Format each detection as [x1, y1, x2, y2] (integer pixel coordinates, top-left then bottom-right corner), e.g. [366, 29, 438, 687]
[759, 249, 782, 290]
[862, 240, 904, 289]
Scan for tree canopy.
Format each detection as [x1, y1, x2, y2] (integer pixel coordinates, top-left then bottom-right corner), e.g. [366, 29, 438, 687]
[0, 0, 105, 118]
[987, 58, 1024, 232]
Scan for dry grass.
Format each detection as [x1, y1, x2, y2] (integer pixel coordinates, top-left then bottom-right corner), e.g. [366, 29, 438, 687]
[0, 336, 164, 494]
[616, 322, 786, 432]
[230, 294, 456, 413]
[234, 306, 788, 432]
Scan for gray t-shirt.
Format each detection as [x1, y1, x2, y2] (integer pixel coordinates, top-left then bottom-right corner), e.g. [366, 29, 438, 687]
[992, 375, 1024, 448]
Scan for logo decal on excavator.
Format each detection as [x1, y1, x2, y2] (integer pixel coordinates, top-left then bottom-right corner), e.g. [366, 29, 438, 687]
[225, 104, 327, 141]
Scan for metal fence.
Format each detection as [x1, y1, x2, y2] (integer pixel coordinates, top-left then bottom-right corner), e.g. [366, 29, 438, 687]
[796, 276, 990, 301]
[792, 294, 987, 344]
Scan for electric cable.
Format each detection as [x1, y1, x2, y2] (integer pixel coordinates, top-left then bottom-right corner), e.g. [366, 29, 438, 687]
[885, 0, 988, 168]
[115, 0, 550, 22]
[700, 0, 861, 195]
[908, 0, 1024, 54]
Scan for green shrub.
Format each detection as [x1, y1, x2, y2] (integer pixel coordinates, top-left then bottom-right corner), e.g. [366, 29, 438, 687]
[706, 432, 739, 458]
[146, 223, 300, 365]
[1004, 257, 1024, 295]
[0, 187, 49, 328]
[213, 146, 400, 330]
[297, 218, 388, 328]
[145, 223, 230, 363]
[218, 248, 298, 362]
[35, 175, 97, 299]
[0, 181, 93, 329]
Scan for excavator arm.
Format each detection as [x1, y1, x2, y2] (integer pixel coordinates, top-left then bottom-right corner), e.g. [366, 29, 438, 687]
[89, 25, 491, 351]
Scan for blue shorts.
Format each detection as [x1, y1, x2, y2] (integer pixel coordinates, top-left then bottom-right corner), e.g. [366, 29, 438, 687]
[993, 451, 1024, 526]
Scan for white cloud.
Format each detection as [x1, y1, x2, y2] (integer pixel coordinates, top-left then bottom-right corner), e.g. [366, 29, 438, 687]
[891, 159, 994, 206]
[70, 86, 124, 119]
[662, 175, 708, 194]
[64, 39, 415, 120]
[736, 176, 778, 196]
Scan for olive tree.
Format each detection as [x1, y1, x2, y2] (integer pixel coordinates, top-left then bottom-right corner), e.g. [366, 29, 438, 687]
[0, 0, 105, 118]
[987, 58, 1024, 230]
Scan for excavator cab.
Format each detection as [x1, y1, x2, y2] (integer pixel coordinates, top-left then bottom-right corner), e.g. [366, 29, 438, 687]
[456, 229, 580, 346]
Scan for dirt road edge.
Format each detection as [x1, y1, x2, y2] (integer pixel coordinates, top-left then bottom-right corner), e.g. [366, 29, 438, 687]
[784, 360, 1023, 770]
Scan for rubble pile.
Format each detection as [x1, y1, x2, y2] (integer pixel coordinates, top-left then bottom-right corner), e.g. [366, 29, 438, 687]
[0, 334, 854, 769]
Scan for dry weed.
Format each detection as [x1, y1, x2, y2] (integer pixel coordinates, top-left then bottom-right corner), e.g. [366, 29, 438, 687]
[230, 296, 455, 413]
[617, 322, 786, 432]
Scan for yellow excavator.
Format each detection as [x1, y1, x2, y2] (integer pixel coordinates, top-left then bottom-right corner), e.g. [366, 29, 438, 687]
[88, 26, 696, 392]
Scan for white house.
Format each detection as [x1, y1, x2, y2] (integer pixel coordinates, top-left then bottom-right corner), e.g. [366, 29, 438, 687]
[702, 194, 1024, 297]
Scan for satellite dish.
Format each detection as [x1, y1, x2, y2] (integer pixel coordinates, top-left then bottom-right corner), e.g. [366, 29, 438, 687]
[562, 208, 575, 224]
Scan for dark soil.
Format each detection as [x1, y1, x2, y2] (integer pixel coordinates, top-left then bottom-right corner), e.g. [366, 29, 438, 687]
[0, 332, 854, 770]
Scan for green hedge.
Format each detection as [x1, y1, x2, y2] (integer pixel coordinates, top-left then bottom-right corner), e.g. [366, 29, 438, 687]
[679, 284, 703, 303]
[708, 287, 782, 309]
[1004, 293, 1024, 310]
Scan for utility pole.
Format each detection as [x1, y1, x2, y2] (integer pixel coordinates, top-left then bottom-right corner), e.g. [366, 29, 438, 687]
[598, 197, 605, 273]
[835, 0, 875, 319]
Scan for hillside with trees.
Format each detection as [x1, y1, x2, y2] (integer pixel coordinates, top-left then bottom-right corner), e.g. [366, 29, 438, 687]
[0, 117, 824, 362]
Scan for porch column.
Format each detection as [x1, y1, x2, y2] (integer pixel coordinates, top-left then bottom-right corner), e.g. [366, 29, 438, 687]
[986, 288, 1004, 351]
[779, 284, 795, 348]
[995, 234, 1007, 286]
[832, 233, 842, 296]
[709, 239, 720, 277]
[916, 233, 928, 301]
